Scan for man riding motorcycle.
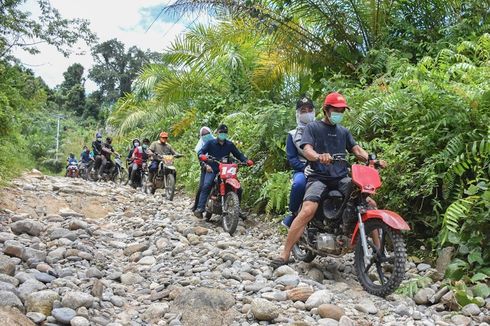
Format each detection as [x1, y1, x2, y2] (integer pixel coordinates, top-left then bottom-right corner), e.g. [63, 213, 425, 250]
[147, 132, 177, 183]
[92, 132, 104, 176]
[65, 153, 79, 177]
[194, 124, 253, 219]
[98, 137, 119, 179]
[271, 92, 386, 268]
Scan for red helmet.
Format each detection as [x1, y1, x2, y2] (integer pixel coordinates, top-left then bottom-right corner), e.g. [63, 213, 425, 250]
[323, 92, 350, 109]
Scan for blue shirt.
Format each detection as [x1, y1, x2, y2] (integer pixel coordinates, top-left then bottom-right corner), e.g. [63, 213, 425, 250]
[286, 133, 307, 172]
[80, 151, 91, 163]
[198, 139, 247, 173]
[300, 121, 357, 180]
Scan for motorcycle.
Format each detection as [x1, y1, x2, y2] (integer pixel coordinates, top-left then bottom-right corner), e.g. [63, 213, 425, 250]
[130, 161, 148, 189]
[78, 160, 93, 180]
[146, 154, 182, 200]
[65, 161, 79, 178]
[89, 155, 125, 183]
[201, 156, 248, 235]
[292, 154, 410, 297]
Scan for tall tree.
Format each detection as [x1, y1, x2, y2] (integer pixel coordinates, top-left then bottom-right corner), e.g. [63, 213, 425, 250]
[56, 63, 86, 115]
[88, 39, 159, 105]
[0, 0, 96, 59]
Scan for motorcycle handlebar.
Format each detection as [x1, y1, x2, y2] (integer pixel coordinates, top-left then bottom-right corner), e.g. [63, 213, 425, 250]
[204, 155, 248, 166]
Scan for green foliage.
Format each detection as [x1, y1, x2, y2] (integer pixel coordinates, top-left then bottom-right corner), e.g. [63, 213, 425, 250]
[395, 276, 433, 298]
[257, 171, 290, 214]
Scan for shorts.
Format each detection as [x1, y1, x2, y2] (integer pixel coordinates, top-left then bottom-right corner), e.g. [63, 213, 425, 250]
[303, 177, 353, 202]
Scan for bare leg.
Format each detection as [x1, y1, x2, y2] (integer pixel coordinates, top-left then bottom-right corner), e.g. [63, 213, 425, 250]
[280, 201, 318, 262]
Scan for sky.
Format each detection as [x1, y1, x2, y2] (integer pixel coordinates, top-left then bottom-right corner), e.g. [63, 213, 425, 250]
[13, 0, 207, 92]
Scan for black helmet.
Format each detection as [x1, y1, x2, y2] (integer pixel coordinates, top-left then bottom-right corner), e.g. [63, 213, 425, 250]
[217, 124, 228, 133]
[296, 96, 314, 110]
[69, 153, 75, 158]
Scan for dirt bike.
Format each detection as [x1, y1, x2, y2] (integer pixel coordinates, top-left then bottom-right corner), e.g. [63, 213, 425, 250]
[292, 154, 410, 297]
[65, 161, 79, 178]
[146, 154, 182, 200]
[89, 155, 125, 184]
[78, 160, 93, 180]
[130, 161, 148, 190]
[201, 156, 248, 235]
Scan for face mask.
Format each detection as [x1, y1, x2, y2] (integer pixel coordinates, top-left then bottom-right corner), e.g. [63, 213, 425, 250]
[96, 137, 102, 141]
[142, 144, 148, 149]
[202, 134, 213, 143]
[134, 142, 140, 147]
[330, 112, 344, 125]
[218, 133, 228, 141]
[299, 112, 315, 124]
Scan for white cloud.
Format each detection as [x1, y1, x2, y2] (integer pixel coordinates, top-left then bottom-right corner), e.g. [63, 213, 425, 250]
[12, 0, 193, 92]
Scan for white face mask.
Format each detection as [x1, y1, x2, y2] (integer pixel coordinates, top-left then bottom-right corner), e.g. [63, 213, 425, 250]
[134, 142, 140, 147]
[299, 112, 315, 124]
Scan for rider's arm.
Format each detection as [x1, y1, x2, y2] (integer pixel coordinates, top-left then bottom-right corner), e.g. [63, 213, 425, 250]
[351, 145, 368, 162]
[230, 142, 247, 162]
[168, 144, 177, 155]
[286, 134, 306, 171]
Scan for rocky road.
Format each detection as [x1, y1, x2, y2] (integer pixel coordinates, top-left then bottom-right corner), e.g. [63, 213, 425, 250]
[0, 170, 488, 326]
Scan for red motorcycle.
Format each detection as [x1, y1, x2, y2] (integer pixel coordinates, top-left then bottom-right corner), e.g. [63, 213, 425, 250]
[201, 156, 249, 235]
[292, 154, 410, 297]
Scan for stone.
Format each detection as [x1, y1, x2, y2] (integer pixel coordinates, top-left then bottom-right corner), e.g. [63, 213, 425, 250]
[61, 291, 94, 310]
[123, 243, 148, 256]
[50, 228, 77, 241]
[251, 298, 279, 321]
[68, 220, 88, 230]
[435, 247, 454, 274]
[261, 291, 287, 301]
[170, 288, 236, 325]
[0, 280, 16, 292]
[139, 256, 156, 265]
[3, 240, 25, 258]
[10, 219, 44, 236]
[0, 290, 24, 311]
[0, 274, 19, 286]
[26, 312, 46, 323]
[0, 255, 16, 276]
[305, 290, 332, 310]
[70, 316, 90, 326]
[59, 208, 84, 217]
[450, 314, 471, 326]
[307, 267, 324, 283]
[286, 286, 314, 302]
[193, 226, 208, 236]
[85, 267, 103, 279]
[441, 290, 459, 311]
[275, 274, 300, 287]
[142, 303, 170, 322]
[417, 263, 431, 272]
[52, 307, 76, 324]
[338, 316, 355, 326]
[34, 272, 56, 283]
[318, 304, 345, 321]
[120, 272, 144, 285]
[91, 279, 104, 298]
[273, 265, 297, 278]
[429, 285, 449, 304]
[414, 288, 435, 305]
[23, 247, 46, 262]
[394, 304, 411, 316]
[461, 303, 480, 316]
[25, 290, 59, 316]
[355, 299, 378, 314]
[318, 318, 339, 326]
[0, 306, 36, 325]
[110, 295, 125, 307]
[18, 279, 46, 301]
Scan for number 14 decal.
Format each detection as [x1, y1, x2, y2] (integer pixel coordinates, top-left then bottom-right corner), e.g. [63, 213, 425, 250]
[221, 167, 237, 175]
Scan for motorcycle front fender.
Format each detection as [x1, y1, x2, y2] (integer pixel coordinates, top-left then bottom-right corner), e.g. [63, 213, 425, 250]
[225, 178, 241, 191]
[350, 209, 410, 246]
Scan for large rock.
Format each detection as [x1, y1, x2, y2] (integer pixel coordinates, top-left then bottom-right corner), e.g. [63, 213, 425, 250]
[141, 303, 170, 322]
[50, 228, 77, 241]
[123, 243, 148, 256]
[354, 299, 378, 314]
[170, 288, 237, 325]
[0, 255, 16, 276]
[251, 298, 279, 321]
[286, 286, 314, 302]
[305, 290, 333, 310]
[273, 265, 297, 278]
[10, 219, 44, 236]
[275, 274, 300, 287]
[18, 279, 46, 301]
[25, 290, 59, 315]
[3, 240, 25, 258]
[318, 304, 345, 321]
[22, 248, 47, 263]
[52, 307, 76, 324]
[61, 291, 94, 310]
[0, 290, 24, 311]
[414, 288, 435, 305]
[0, 306, 35, 326]
[120, 272, 144, 285]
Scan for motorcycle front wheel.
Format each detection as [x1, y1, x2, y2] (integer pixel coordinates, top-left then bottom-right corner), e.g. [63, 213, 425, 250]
[165, 174, 176, 201]
[354, 219, 406, 297]
[222, 191, 240, 235]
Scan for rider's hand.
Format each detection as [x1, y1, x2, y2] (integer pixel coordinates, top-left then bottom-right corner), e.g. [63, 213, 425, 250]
[205, 164, 213, 173]
[246, 159, 254, 167]
[378, 160, 387, 168]
[317, 153, 333, 164]
[199, 154, 208, 162]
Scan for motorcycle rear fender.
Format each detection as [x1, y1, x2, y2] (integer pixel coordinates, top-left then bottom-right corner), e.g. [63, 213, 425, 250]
[350, 209, 410, 246]
[225, 178, 241, 191]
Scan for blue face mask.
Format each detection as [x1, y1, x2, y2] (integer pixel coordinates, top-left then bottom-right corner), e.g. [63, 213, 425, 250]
[330, 112, 344, 125]
[218, 133, 228, 141]
[202, 134, 213, 143]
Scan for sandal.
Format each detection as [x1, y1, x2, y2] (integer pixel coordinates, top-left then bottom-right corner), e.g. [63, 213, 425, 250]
[270, 257, 288, 269]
